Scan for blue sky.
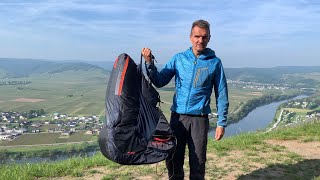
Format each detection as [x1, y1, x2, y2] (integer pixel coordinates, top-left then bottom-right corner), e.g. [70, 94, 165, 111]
[0, 0, 319, 68]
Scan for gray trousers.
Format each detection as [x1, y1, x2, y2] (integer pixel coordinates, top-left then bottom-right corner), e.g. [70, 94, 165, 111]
[166, 112, 209, 180]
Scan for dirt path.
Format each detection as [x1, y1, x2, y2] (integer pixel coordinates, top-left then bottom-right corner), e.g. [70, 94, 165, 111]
[265, 139, 320, 159]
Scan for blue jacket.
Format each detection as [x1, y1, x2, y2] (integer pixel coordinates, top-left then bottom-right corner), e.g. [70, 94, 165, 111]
[146, 47, 229, 127]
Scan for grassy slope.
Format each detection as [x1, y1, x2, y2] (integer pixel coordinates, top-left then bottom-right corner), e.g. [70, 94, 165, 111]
[0, 121, 319, 180]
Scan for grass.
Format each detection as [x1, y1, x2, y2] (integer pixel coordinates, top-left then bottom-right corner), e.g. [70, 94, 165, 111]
[283, 107, 312, 114]
[0, 153, 118, 180]
[262, 120, 320, 140]
[1, 121, 319, 180]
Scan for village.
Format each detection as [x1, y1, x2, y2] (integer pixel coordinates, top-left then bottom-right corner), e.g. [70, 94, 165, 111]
[0, 111, 102, 141]
[227, 79, 291, 90]
[279, 100, 320, 126]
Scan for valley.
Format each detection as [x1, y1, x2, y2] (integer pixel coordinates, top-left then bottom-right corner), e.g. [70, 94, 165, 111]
[0, 58, 319, 165]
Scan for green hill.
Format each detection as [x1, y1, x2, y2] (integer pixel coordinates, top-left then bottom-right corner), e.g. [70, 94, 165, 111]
[0, 58, 108, 78]
[0, 58, 110, 115]
[225, 66, 320, 88]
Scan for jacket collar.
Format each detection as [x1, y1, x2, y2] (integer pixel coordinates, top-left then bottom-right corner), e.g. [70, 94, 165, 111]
[188, 47, 216, 60]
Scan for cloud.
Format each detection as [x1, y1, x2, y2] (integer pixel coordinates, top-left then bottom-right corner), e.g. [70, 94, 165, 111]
[0, 0, 319, 67]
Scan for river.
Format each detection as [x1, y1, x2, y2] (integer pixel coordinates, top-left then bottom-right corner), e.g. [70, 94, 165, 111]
[211, 95, 308, 137]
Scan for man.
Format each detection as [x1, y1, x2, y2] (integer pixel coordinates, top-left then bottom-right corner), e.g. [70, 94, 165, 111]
[142, 19, 229, 180]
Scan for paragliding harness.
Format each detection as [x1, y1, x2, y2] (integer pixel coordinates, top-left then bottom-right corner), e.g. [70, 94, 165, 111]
[98, 53, 176, 165]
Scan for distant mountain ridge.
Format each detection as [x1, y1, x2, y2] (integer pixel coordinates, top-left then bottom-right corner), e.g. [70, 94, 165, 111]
[0, 58, 108, 78]
[61, 60, 320, 88]
[224, 66, 320, 88]
[225, 66, 320, 80]
[1, 57, 319, 88]
[138, 64, 320, 87]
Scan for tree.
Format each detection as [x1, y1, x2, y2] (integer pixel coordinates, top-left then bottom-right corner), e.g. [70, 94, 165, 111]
[39, 109, 45, 115]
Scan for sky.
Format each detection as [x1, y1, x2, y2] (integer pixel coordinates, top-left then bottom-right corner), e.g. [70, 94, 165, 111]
[0, 0, 319, 68]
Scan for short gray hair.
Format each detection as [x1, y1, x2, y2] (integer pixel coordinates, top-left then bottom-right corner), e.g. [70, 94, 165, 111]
[190, 20, 210, 36]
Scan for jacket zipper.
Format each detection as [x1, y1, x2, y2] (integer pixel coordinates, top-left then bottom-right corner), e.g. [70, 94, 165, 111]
[185, 58, 197, 112]
[194, 68, 200, 88]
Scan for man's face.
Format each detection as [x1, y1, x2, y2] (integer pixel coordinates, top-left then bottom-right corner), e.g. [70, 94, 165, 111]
[190, 26, 210, 55]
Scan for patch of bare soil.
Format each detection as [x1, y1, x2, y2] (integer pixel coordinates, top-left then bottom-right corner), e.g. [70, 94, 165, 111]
[206, 140, 320, 179]
[50, 167, 109, 180]
[265, 140, 320, 159]
[248, 92, 263, 96]
[10, 98, 47, 102]
[206, 150, 281, 180]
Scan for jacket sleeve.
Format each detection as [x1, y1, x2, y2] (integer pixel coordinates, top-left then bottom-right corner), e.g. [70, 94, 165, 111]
[213, 60, 229, 127]
[145, 56, 175, 88]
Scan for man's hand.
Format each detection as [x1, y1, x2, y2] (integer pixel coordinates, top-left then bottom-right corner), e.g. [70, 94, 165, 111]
[141, 48, 152, 63]
[215, 126, 225, 141]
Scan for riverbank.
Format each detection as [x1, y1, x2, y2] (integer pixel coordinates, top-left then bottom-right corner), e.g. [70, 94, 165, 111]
[1, 121, 319, 179]
[227, 93, 300, 124]
[211, 94, 309, 137]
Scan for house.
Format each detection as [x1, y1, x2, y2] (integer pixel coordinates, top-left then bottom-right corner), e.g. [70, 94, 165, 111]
[31, 123, 41, 128]
[31, 129, 41, 133]
[14, 128, 27, 134]
[86, 128, 100, 135]
[1, 115, 7, 121]
[0, 134, 14, 141]
[61, 131, 71, 136]
[4, 129, 13, 134]
[48, 129, 55, 133]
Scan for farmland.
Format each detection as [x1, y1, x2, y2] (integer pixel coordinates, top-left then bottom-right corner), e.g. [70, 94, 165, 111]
[0, 70, 107, 116]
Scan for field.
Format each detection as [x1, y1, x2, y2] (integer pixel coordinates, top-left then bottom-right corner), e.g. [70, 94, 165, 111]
[0, 70, 107, 116]
[0, 131, 96, 147]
